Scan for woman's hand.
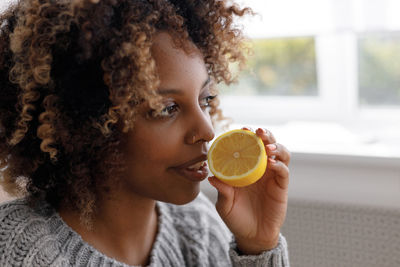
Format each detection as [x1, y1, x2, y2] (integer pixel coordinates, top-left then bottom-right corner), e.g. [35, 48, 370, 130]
[208, 127, 290, 255]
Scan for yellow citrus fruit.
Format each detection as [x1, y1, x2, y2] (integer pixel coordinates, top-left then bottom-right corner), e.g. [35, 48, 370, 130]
[208, 129, 267, 187]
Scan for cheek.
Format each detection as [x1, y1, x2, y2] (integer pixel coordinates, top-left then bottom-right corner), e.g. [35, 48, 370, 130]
[132, 133, 182, 167]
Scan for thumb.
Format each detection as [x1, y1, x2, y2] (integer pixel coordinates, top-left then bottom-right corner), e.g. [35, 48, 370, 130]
[208, 176, 235, 217]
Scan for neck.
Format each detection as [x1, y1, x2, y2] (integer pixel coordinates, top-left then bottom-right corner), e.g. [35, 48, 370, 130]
[59, 190, 158, 266]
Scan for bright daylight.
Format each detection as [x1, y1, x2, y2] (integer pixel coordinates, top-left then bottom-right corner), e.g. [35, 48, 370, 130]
[0, 0, 399, 267]
[214, 1, 400, 266]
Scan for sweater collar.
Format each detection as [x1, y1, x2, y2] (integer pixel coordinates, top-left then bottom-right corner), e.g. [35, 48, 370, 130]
[53, 201, 176, 267]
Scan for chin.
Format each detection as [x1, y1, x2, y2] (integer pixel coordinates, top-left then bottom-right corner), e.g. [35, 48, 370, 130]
[167, 184, 201, 205]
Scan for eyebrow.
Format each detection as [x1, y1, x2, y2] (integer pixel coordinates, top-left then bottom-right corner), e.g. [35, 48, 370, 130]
[158, 76, 211, 95]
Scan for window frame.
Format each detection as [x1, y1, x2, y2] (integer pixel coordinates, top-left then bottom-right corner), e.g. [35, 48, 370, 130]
[220, 0, 400, 127]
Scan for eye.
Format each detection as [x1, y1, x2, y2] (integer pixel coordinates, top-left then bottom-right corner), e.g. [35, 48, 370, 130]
[148, 103, 179, 119]
[160, 104, 179, 116]
[200, 95, 217, 109]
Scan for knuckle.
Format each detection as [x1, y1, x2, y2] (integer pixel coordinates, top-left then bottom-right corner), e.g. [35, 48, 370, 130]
[279, 143, 291, 157]
[279, 164, 290, 176]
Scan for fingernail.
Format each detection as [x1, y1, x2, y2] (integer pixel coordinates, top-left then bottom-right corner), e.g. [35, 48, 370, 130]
[269, 158, 276, 163]
[267, 144, 277, 151]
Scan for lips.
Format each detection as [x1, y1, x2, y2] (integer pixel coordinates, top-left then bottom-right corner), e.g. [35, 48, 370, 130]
[172, 154, 209, 182]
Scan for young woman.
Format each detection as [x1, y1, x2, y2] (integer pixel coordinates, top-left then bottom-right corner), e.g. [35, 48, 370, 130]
[0, 0, 291, 266]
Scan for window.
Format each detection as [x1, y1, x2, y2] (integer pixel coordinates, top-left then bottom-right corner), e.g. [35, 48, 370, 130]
[358, 32, 400, 106]
[222, 37, 318, 97]
[220, 0, 400, 157]
[0, 2, 10, 12]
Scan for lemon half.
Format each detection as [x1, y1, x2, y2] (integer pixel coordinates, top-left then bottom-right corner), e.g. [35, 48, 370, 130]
[208, 129, 267, 187]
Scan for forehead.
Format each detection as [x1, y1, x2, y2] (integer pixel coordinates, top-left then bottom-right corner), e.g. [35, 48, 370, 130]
[150, 32, 207, 85]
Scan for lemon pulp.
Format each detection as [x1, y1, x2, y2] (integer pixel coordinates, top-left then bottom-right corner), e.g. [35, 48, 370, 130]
[208, 129, 267, 187]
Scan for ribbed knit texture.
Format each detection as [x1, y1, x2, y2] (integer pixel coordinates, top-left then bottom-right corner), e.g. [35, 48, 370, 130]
[0, 193, 289, 266]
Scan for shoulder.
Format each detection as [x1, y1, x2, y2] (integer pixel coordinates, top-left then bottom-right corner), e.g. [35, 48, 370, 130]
[0, 198, 42, 233]
[0, 198, 52, 229]
[0, 198, 66, 266]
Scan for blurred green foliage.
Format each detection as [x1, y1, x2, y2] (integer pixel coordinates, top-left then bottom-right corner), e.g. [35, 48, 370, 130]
[358, 33, 400, 106]
[219, 34, 400, 107]
[220, 37, 318, 96]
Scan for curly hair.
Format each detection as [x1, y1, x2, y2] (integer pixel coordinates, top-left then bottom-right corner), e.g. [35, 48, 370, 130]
[0, 0, 251, 221]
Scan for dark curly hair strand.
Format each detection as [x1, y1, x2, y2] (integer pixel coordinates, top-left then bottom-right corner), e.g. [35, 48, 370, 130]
[0, 0, 251, 223]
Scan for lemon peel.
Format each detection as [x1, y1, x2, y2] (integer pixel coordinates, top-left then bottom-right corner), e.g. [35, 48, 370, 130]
[208, 129, 267, 187]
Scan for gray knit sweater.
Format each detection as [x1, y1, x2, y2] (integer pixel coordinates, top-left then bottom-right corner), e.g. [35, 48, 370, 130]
[0, 193, 289, 266]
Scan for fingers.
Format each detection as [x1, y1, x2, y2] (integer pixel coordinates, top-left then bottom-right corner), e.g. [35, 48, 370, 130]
[242, 126, 252, 131]
[208, 176, 234, 216]
[255, 128, 276, 144]
[242, 126, 277, 144]
[242, 126, 290, 165]
[267, 159, 290, 190]
[242, 127, 276, 144]
[266, 143, 291, 166]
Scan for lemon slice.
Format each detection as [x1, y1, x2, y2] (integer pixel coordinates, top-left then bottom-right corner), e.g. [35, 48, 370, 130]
[208, 129, 267, 187]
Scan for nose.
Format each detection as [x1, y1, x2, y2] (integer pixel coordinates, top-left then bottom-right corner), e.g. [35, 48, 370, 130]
[185, 108, 215, 145]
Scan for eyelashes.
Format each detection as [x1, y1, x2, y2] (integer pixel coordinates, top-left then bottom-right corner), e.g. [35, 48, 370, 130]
[200, 95, 217, 108]
[159, 104, 179, 117]
[147, 95, 218, 120]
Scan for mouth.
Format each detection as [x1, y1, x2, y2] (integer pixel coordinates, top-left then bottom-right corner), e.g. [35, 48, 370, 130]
[186, 160, 207, 170]
[172, 154, 209, 182]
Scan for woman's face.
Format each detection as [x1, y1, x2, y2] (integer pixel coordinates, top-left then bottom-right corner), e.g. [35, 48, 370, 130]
[121, 32, 215, 204]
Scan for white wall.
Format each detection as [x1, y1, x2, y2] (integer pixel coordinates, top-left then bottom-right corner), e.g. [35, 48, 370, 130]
[287, 153, 400, 208]
[201, 152, 400, 208]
